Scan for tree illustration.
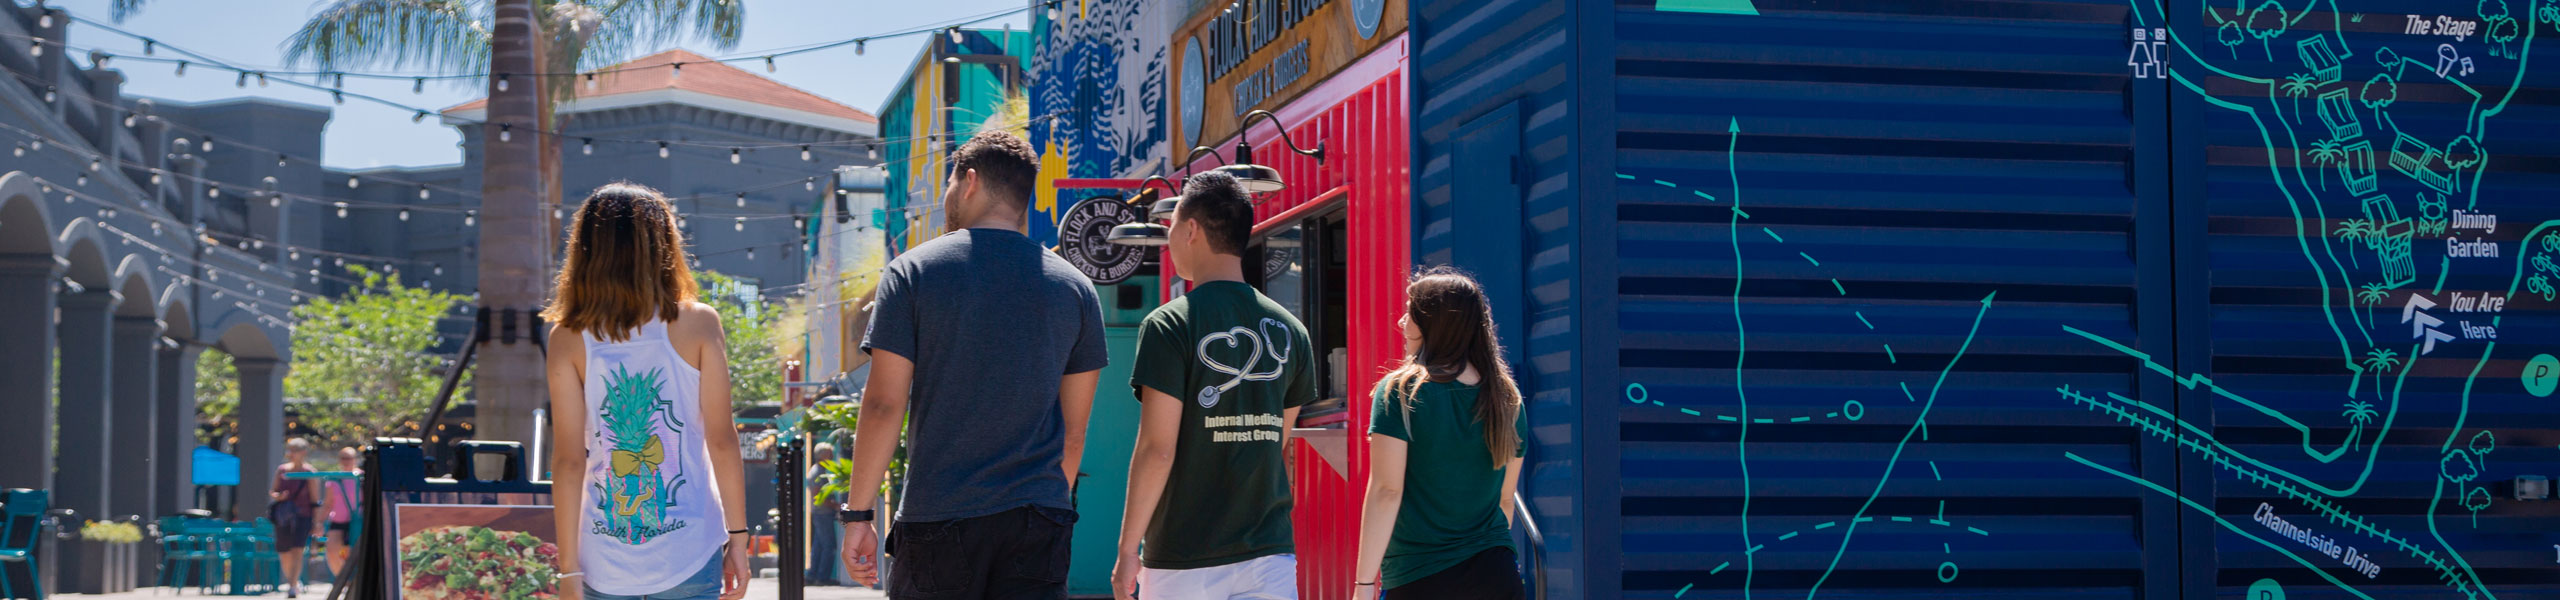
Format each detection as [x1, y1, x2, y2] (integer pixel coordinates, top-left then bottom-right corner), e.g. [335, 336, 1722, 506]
[2247, 2, 2290, 60]
[2307, 139, 2345, 189]
[2362, 348, 2401, 392]
[2341, 400, 2378, 428]
[2375, 46, 2403, 69]
[2465, 486, 2493, 522]
[2356, 283, 2391, 326]
[2481, 0, 2510, 22]
[2282, 74, 2317, 119]
[2470, 430, 2497, 457]
[2488, 17, 2520, 58]
[2542, 3, 2560, 26]
[2362, 74, 2398, 110]
[2218, 22, 2247, 59]
[2440, 448, 2480, 484]
[2335, 218, 2372, 267]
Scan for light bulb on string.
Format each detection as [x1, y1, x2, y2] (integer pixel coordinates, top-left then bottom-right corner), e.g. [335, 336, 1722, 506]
[10, 144, 19, 158]
[499, 124, 511, 143]
[149, 170, 161, 185]
[347, 176, 360, 189]
[805, 177, 815, 191]
[42, 87, 54, 103]
[173, 61, 186, 77]
[37, 13, 50, 28]
[496, 74, 509, 92]
[765, 56, 777, 73]
[332, 73, 345, 89]
[277, 154, 288, 167]
[29, 140, 40, 152]
[88, 157, 100, 172]
[413, 111, 428, 123]
[671, 62, 683, 80]
[413, 77, 426, 94]
[731, 148, 741, 164]
[207, 185, 219, 199]
[143, 40, 155, 56]
[582, 138, 593, 155]
[334, 257, 344, 267]
[464, 211, 475, 227]
[736, 193, 747, 208]
[418, 187, 430, 200]
[256, 72, 268, 87]
[949, 27, 964, 43]
[795, 216, 806, 229]
[73, 173, 84, 186]
[555, 208, 563, 221]
[399, 209, 410, 222]
[268, 195, 279, 208]
[584, 73, 597, 91]
[855, 40, 866, 55]
[331, 91, 343, 105]
[746, 247, 755, 261]
[124, 114, 136, 127]
[201, 138, 212, 152]
[659, 142, 670, 159]
[867, 145, 877, 160]
[334, 202, 347, 218]
[801, 145, 812, 161]
[29, 38, 42, 58]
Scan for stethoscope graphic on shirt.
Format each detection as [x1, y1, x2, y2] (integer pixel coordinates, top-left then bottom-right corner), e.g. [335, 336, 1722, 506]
[1194, 318, 1293, 409]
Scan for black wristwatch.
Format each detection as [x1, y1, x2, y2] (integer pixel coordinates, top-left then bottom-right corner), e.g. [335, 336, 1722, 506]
[836, 506, 876, 524]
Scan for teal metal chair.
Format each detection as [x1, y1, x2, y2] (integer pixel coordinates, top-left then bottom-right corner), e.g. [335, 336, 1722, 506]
[1, 489, 50, 600]
[248, 519, 281, 594]
[155, 516, 220, 595]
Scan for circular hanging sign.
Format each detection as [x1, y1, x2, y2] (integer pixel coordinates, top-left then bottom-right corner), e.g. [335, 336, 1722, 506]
[1353, 0, 1388, 39]
[1180, 37, 1206, 150]
[1057, 196, 1148, 285]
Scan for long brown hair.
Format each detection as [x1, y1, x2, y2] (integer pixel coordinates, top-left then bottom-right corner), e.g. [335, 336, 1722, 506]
[542, 182, 697, 342]
[1380, 266, 1522, 466]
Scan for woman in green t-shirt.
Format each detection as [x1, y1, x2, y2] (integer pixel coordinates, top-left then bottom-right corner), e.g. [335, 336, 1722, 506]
[1353, 268, 1530, 600]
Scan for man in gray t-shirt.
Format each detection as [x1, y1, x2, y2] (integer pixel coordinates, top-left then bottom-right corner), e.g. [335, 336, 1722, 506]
[837, 131, 1108, 599]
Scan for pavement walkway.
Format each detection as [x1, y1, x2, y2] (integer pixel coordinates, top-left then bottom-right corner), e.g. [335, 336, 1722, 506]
[55, 580, 888, 600]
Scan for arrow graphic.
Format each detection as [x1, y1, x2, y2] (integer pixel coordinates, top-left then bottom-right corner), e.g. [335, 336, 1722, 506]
[1806, 291, 1995, 598]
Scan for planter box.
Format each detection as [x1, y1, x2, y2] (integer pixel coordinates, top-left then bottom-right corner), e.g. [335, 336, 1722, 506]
[69, 540, 138, 595]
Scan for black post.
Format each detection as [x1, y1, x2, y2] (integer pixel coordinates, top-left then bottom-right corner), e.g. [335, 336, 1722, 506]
[776, 440, 804, 600]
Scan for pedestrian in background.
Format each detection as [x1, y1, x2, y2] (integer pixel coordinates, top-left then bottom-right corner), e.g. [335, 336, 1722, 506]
[803, 442, 844, 586]
[1352, 268, 1529, 600]
[836, 130, 1109, 600]
[321, 446, 362, 582]
[544, 182, 755, 600]
[269, 438, 317, 598]
[1114, 172, 1315, 600]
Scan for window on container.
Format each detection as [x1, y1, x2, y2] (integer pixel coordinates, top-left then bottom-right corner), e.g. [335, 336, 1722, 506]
[1250, 209, 1350, 428]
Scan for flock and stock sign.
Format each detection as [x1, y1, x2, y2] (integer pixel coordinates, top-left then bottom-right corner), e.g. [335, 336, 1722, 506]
[1172, 0, 1404, 150]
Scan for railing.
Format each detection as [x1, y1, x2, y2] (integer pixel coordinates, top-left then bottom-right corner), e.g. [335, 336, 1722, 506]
[1515, 491, 1545, 600]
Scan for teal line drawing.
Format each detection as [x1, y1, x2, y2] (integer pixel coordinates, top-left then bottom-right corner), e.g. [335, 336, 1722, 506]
[1656, 0, 1760, 15]
[2063, 325, 2394, 493]
[1678, 583, 1696, 598]
[1805, 292, 1994, 598]
[1799, 251, 1820, 266]
[1829, 278, 1846, 295]
[1899, 382, 1914, 402]
[1855, 312, 1873, 329]
[1763, 227, 1783, 242]
[1725, 116, 1757, 600]
[1882, 344, 1896, 364]
[2056, 385, 2486, 597]
[2067, 452, 2380, 600]
[1929, 461, 1942, 481]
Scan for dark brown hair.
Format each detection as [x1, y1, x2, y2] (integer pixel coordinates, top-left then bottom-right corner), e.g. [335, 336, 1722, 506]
[1177, 170, 1252, 255]
[542, 182, 697, 342]
[949, 130, 1038, 211]
[1380, 266, 1523, 466]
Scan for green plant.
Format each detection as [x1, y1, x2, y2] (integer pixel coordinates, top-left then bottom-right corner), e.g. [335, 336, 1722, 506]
[80, 521, 142, 544]
[796, 402, 904, 504]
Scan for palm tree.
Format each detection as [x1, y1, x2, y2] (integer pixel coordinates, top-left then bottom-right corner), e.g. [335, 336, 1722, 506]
[2334, 218, 2371, 268]
[2355, 283, 2391, 328]
[2282, 74, 2318, 121]
[105, 0, 747, 446]
[2306, 139, 2344, 190]
[2341, 400, 2378, 427]
[2361, 348, 2402, 395]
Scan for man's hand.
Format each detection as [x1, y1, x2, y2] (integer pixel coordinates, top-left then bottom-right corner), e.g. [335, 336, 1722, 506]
[840, 521, 882, 587]
[1111, 548, 1141, 600]
[720, 533, 751, 600]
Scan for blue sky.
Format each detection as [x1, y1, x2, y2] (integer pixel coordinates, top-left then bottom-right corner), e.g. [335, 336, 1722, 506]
[50, 0, 1032, 169]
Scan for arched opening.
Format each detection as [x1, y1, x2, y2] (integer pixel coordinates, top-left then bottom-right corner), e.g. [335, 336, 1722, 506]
[51, 220, 116, 520]
[0, 178, 57, 491]
[212, 319, 286, 521]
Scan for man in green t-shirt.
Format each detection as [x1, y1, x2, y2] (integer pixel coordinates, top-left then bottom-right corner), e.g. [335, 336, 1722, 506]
[1114, 172, 1315, 600]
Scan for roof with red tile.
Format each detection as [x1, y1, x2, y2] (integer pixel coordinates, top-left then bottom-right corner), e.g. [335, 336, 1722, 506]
[443, 49, 876, 126]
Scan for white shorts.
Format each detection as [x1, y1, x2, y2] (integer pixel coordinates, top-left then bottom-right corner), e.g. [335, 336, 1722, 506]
[1140, 553, 1298, 600]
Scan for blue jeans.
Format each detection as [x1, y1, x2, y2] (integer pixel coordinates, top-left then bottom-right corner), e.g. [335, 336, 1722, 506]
[585, 551, 723, 600]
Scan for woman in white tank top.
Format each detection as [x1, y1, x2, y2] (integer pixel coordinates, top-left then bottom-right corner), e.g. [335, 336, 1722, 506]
[543, 182, 752, 600]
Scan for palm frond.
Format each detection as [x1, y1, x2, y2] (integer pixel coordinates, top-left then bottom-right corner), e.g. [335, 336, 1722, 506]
[283, 0, 493, 76]
[109, 0, 155, 22]
[568, 0, 745, 72]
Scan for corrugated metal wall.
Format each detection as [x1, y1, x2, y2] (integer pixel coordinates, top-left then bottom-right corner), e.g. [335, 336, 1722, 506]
[1401, 0, 2560, 599]
[1598, 1, 2168, 598]
[1410, 0, 1591, 596]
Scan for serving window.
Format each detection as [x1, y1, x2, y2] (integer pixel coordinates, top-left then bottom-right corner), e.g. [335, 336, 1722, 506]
[1249, 206, 1351, 427]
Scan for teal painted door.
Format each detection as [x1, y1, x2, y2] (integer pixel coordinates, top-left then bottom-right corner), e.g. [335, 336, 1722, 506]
[1068, 277, 1158, 597]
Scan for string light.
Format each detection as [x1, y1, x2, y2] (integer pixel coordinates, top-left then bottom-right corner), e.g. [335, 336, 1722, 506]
[867, 145, 877, 160]
[855, 40, 865, 56]
[949, 27, 963, 43]
[38, 12, 51, 28]
[731, 148, 742, 164]
[660, 142, 671, 159]
[418, 187, 430, 200]
[206, 185, 219, 198]
[347, 176, 360, 189]
[29, 38, 42, 58]
[584, 72, 597, 91]
[399, 209, 411, 222]
[746, 247, 755, 261]
[334, 202, 348, 218]
[496, 74, 510, 92]
[42, 87, 54, 102]
[671, 62, 683, 80]
[413, 77, 426, 94]
[464, 210, 475, 227]
[736, 193, 747, 207]
[234, 72, 248, 87]
[582, 138, 593, 155]
[805, 177, 815, 191]
[142, 40, 154, 56]
[73, 173, 84, 186]
[413, 111, 428, 123]
[277, 154, 288, 167]
[764, 56, 776, 72]
[499, 123, 511, 143]
[173, 60, 185, 77]
[201, 137, 212, 152]
[801, 145, 812, 161]
[735, 217, 746, 231]
[88, 157, 100, 172]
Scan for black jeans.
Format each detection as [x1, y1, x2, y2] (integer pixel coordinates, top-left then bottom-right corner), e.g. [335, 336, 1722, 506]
[887, 505, 1077, 600]
[1381, 547, 1525, 600]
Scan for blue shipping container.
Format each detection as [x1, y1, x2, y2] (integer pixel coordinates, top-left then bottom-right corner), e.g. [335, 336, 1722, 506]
[1411, 1, 2560, 599]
